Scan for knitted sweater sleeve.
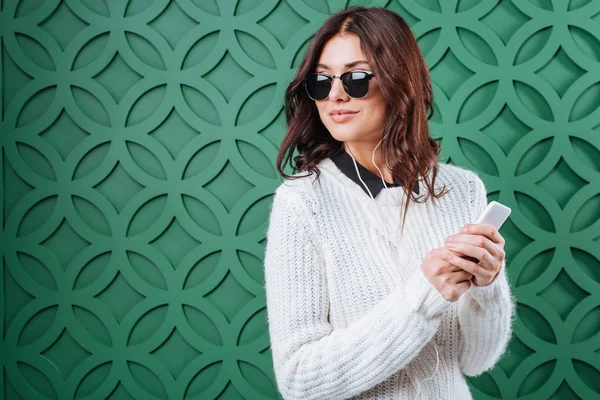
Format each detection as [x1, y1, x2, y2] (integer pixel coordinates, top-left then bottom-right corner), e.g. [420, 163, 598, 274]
[457, 172, 516, 376]
[264, 186, 453, 400]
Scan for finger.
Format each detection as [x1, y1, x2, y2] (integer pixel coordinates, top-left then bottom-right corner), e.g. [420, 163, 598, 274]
[425, 247, 447, 263]
[450, 279, 472, 299]
[460, 223, 505, 246]
[441, 247, 475, 267]
[445, 251, 495, 283]
[445, 241, 494, 269]
[456, 280, 472, 292]
[437, 251, 465, 272]
[445, 233, 504, 260]
[448, 270, 473, 283]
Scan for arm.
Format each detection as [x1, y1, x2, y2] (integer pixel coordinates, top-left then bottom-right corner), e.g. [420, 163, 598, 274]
[456, 173, 517, 376]
[264, 187, 452, 400]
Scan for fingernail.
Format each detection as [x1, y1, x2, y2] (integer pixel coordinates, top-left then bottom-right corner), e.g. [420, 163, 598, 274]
[445, 236, 453, 242]
[459, 226, 467, 233]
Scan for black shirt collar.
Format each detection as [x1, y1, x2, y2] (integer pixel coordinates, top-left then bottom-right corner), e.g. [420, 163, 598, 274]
[330, 150, 419, 197]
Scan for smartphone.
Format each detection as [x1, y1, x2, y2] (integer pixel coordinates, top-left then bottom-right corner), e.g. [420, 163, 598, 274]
[475, 201, 512, 229]
[462, 201, 511, 263]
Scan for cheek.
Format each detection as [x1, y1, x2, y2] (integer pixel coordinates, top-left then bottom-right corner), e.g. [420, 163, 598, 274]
[370, 86, 386, 114]
[316, 103, 327, 119]
[365, 98, 387, 123]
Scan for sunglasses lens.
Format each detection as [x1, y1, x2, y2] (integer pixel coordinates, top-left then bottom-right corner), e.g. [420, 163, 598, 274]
[343, 71, 370, 98]
[305, 71, 372, 100]
[306, 74, 331, 100]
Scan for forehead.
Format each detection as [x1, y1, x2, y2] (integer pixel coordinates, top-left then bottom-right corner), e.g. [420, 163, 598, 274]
[317, 34, 368, 69]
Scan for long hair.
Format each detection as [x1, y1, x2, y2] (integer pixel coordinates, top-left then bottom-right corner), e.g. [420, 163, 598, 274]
[276, 6, 449, 233]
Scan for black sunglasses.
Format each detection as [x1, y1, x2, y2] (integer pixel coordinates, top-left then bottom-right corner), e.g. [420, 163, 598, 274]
[304, 70, 376, 101]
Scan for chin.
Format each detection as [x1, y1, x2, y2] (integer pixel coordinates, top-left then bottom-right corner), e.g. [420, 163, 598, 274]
[329, 130, 361, 142]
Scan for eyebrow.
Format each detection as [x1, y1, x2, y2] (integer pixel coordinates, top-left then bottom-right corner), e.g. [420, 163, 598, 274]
[316, 60, 370, 70]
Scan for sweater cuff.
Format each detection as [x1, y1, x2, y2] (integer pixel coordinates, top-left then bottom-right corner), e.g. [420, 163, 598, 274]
[467, 263, 510, 309]
[405, 267, 453, 320]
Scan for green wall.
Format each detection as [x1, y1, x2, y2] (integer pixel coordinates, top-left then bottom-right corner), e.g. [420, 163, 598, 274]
[1, 0, 599, 399]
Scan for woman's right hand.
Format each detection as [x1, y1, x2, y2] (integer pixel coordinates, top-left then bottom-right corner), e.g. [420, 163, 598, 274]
[421, 247, 474, 302]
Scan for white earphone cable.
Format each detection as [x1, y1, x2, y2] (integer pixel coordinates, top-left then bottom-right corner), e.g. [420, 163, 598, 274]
[346, 138, 440, 399]
[413, 341, 440, 399]
[372, 134, 389, 192]
[345, 144, 376, 201]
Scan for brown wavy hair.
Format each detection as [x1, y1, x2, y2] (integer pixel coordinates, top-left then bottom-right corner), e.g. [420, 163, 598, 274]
[276, 6, 449, 233]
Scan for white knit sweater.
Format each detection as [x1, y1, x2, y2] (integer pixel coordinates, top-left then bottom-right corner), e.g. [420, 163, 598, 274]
[264, 157, 515, 400]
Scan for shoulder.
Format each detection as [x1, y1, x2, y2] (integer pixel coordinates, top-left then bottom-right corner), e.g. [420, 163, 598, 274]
[273, 169, 321, 202]
[435, 162, 486, 195]
[270, 170, 322, 219]
[266, 171, 324, 242]
[434, 163, 488, 220]
[436, 162, 482, 186]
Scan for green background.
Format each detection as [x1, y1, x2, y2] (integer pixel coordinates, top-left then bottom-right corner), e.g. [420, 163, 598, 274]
[1, 0, 599, 399]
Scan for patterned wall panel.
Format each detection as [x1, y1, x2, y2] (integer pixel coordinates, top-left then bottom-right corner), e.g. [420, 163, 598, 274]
[0, 0, 599, 399]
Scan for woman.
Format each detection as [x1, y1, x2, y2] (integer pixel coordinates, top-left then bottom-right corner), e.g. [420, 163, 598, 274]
[264, 6, 515, 400]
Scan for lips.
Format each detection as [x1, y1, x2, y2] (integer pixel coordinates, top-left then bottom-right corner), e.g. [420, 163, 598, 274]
[329, 110, 359, 116]
[330, 111, 359, 123]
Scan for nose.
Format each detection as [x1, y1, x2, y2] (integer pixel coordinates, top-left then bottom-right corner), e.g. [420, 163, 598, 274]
[328, 76, 348, 102]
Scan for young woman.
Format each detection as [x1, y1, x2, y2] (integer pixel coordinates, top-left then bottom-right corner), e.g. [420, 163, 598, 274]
[264, 6, 515, 400]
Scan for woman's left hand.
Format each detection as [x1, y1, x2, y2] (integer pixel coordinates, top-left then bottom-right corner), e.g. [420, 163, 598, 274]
[443, 223, 506, 287]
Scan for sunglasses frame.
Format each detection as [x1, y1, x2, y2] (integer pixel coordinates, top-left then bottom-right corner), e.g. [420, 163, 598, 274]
[304, 69, 376, 101]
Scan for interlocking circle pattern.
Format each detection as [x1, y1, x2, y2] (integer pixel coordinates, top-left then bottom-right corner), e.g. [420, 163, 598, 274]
[1, 0, 599, 399]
